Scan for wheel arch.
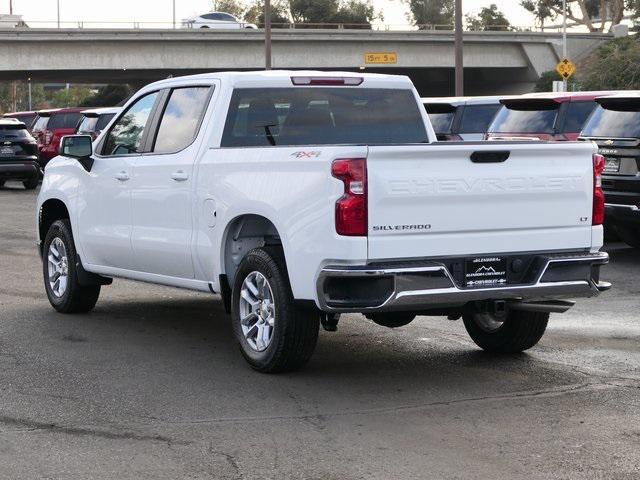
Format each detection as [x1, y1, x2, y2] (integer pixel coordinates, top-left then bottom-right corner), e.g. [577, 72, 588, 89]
[220, 214, 284, 289]
[38, 198, 70, 254]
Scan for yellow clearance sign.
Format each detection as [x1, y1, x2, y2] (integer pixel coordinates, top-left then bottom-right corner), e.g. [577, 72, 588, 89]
[556, 58, 576, 80]
[365, 52, 397, 65]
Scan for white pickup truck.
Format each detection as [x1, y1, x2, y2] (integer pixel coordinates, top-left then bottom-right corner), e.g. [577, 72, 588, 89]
[37, 71, 610, 372]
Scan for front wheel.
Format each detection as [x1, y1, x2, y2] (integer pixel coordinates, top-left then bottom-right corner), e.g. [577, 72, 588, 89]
[43, 219, 101, 313]
[463, 309, 549, 353]
[231, 247, 320, 373]
[23, 177, 39, 190]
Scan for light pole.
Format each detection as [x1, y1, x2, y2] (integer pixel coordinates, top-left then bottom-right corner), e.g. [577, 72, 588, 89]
[454, 0, 463, 96]
[265, 0, 272, 70]
[57, 0, 60, 28]
[172, 0, 176, 29]
[562, 0, 567, 91]
[27, 77, 32, 110]
[9, 0, 12, 15]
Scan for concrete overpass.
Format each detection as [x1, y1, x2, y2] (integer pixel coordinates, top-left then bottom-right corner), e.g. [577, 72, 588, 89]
[0, 29, 611, 95]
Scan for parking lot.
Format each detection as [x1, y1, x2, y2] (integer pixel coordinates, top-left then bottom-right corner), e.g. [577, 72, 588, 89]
[0, 182, 638, 479]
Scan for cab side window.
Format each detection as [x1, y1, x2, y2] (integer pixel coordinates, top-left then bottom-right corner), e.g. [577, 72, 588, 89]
[102, 92, 159, 156]
[152, 87, 211, 154]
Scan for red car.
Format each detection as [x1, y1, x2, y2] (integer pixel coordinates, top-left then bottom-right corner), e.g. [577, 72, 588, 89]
[3, 111, 38, 130]
[486, 91, 617, 141]
[31, 108, 85, 165]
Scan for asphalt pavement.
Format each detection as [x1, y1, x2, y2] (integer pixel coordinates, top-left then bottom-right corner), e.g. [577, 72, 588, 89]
[0, 182, 639, 480]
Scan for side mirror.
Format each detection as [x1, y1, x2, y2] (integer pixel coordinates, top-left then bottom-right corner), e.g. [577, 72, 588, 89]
[59, 135, 94, 172]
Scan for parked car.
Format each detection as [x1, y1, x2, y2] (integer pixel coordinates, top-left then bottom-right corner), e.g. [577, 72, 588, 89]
[580, 92, 640, 249]
[486, 91, 616, 141]
[0, 118, 40, 189]
[3, 110, 38, 130]
[37, 71, 609, 373]
[76, 107, 120, 140]
[182, 12, 257, 29]
[423, 96, 503, 141]
[31, 108, 85, 165]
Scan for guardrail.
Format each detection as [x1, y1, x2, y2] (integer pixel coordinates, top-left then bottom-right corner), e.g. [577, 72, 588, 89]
[0, 19, 575, 33]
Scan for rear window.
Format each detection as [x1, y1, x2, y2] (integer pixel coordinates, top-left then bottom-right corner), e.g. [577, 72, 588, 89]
[32, 115, 49, 132]
[48, 112, 83, 130]
[221, 88, 428, 147]
[424, 104, 456, 134]
[6, 113, 36, 128]
[563, 101, 597, 133]
[95, 113, 116, 132]
[459, 104, 501, 134]
[581, 105, 640, 138]
[0, 124, 30, 139]
[77, 116, 99, 133]
[489, 103, 559, 134]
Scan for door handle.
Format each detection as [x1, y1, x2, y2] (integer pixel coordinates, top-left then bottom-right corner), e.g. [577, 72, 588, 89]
[171, 170, 189, 182]
[115, 171, 130, 181]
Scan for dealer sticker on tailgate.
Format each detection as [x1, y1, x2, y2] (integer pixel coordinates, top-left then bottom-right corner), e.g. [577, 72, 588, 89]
[464, 257, 507, 287]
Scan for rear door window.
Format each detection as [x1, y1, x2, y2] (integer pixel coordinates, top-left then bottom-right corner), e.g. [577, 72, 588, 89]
[95, 113, 116, 132]
[153, 87, 211, 153]
[32, 116, 49, 132]
[77, 116, 99, 133]
[459, 104, 501, 134]
[222, 88, 428, 147]
[582, 105, 640, 138]
[562, 101, 597, 133]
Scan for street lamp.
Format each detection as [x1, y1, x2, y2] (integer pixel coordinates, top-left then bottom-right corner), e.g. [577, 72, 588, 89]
[9, 0, 13, 15]
[454, 0, 463, 96]
[172, 0, 176, 29]
[265, 0, 272, 70]
[57, 0, 60, 28]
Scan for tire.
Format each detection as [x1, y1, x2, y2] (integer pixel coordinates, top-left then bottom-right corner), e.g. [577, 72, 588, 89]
[23, 177, 39, 190]
[0, 180, 5, 188]
[462, 309, 549, 353]
[366, 312, 416, 328]
[42, 219, 101, 313]
[615, 225, 640, 249]
[231, 247, 320, 373]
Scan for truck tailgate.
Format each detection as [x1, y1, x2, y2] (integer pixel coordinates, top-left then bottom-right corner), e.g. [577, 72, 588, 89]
[367, 142, 597, 260]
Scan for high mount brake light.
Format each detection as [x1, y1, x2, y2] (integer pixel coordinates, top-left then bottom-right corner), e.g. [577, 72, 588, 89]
[592, 153, 605, 226]
[331, 158, 367, 236]
[291, 77, 363, 86]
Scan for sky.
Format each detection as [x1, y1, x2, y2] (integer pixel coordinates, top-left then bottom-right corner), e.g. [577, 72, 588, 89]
[3, 1, 536, 28]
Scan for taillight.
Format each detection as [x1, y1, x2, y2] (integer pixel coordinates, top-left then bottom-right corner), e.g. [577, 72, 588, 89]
[291, 76, 363, 86]
[44, 130, 53, 145]
[331, 158, 367, 236]
[593, 153, 605, 226]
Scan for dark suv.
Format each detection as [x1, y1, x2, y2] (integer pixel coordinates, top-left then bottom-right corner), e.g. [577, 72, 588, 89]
[0, 118, 40, 190]
[580, 93, 640, 248]
[32, 108, 85, 165]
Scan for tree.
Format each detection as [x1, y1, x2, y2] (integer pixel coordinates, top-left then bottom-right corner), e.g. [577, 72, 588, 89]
[212, 0, 246, 18]
[289, 0, 339, 24]
[534, 69, 579, 91]
[520, 0, 626, 32]
[332, 0, 377, 28]
[466, 4, 512, 31]
[50, 86, 94, 108]
[580, 36, 640, 89]
[244, 0, 291, 27]
[83, 85, 133, 107]
[404, 0, 454, 29]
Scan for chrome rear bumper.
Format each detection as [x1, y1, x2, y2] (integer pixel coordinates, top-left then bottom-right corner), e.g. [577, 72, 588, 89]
[316, 251, 610, 313]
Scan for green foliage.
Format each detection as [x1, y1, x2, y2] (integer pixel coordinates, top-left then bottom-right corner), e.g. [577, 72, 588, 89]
[212, 0, 246, 18]
[50, 86, 94, 108]
[0, 82, 47, 113]
[534, 70, 579, 92]
[466, 4, 512, 31]
[83, 85, 133, 107]
[520, 0, 626, 32]
[245, 0, 291, 26]
[404, 0, 454, 29]
[580, 36, 640, 89]
[289, 0, 338, 23]
[332, 0, 376, 28]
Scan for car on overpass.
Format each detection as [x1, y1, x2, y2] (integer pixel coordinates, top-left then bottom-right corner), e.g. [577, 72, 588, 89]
[182, 12, 257, 29]
[0, 118, 40, 190]
[486, 91, 616, 142]
[422, 96, 504, 141]
[3, 111, 38, 130]
[580, 92, 640, 249]
[32, 108, 85, 165]
[76, 107, 121, 140]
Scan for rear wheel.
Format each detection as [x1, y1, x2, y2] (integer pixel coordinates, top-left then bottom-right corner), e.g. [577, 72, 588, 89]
[0, 180, 5, 188]
[366, 312, 416, 328]
[463, 309, 549, 353]
[615, 225, 640, 249]
[43, 219, 101, 313]
[23, 177, 39, 190]
[231, 247, 320, 373]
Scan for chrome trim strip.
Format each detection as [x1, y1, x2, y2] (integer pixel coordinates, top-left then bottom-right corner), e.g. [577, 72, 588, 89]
[316, 252, 609, 313]
[605, 203, 639, 211]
